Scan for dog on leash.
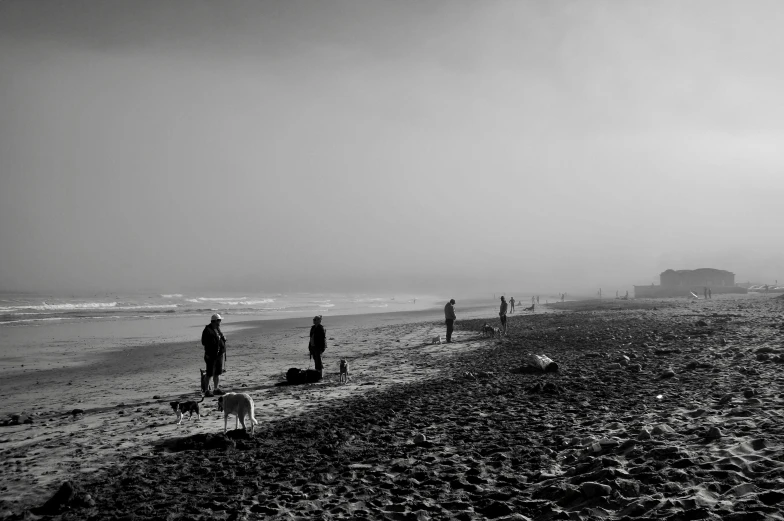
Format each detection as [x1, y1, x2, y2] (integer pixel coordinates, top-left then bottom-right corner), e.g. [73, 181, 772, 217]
[217, 392, 258, 434]
[481, 323, 496, 338]
[432, 335, 442, 344]
[492, 327, 502, 337]
[170, 394, 204, 424]
[524, 304, 535, 312]
[339, 359, 350, 384]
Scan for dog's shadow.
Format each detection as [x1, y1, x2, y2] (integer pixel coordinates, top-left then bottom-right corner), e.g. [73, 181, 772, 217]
[153, 429, 256, 453]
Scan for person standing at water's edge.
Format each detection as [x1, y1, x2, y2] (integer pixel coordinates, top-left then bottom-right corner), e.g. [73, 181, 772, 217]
[309, 315, 326, 375]
[509, 297, 515, 313]
[499, 296, 508, 336]
[201, 313, 227, 397]
[444, 299, 456, 343]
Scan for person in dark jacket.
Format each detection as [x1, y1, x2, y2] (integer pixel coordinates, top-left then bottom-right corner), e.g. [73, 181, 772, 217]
[444, 299, 456, 343]
[201, 313, 227, 397]
[499, 296, 508, 336]
[309, 315, 326, 375]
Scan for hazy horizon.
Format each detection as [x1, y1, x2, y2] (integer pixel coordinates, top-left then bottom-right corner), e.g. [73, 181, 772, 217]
[1, 0, 782, 296]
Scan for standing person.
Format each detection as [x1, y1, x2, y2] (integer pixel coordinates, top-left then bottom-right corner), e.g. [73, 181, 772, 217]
[703, 287, 708, 299]
[309, 315, 327, 376]
[201, 313, 227, 397]
[708, 288, 712, 299]
[536, 295, 539, 304]
[499, 296, 508, 335]
[509, 297, 515, 313]
[444, 299, 456, 343]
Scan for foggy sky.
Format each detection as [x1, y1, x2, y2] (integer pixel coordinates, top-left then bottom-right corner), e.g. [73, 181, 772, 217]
[1, 0, 782, 296]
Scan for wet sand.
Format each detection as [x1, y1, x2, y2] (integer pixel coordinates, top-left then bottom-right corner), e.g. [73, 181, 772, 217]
[2, 294, 784, 520]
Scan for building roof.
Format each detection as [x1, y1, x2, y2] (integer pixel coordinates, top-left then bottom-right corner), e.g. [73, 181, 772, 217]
[660, 268, 734, 276]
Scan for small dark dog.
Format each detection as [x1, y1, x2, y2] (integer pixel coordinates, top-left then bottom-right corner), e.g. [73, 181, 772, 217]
[339, 359, 350, 384]
[524, 304, 535, 312]
[170, 395, 205, 425]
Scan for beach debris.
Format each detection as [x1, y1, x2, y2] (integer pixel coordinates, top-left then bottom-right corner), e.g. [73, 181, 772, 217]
[695, 319, 708, 327]
[413, 433, 427, 445]
[525, 354, 559, 372]
[619, 355, 630, 366]
[628, 363, 642, 372]
[743, 389, 756, 399]
[153, 395, 161, 399]
[660, 368, 676, 378]
[608, 363, 622, 370]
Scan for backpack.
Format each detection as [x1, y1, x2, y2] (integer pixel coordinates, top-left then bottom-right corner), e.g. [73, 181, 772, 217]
[286, 368, 322, 384]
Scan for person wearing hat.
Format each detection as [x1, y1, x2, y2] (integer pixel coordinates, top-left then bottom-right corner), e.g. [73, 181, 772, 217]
[444, 299, 456, 343]
[499, 296, 508, 336]
[309, 315, 327, 375]
[201, 313, 227, 397]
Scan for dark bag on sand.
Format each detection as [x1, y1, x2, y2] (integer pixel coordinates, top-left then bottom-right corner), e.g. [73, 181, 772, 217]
[286, 368, 322, 384]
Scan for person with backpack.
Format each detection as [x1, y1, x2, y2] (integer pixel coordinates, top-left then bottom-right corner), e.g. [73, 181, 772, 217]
[309, 315, 327, 376]
[201, 313, 227, 397]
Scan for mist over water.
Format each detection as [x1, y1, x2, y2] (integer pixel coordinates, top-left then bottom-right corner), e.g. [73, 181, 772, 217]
[0, 1, 782, 297]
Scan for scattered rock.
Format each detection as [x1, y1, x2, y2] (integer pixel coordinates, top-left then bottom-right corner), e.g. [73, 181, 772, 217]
[743, 389, 756, 399]
[413, 433, 427, 444]
[628, 364, 642, 373]
[705, 426, 722, 439]
[660, 368, 676, 378]
[652, 424, 674, 435]
[581, 481, 612, 497]
[33, 481, 76, 515]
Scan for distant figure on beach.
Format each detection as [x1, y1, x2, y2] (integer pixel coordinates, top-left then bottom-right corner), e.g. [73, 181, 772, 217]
[499, 296, 508, 335]
[201, 313, 227, 397]
[536, 295, 539, 304]
[509, 297, 515, 313]
[703, 287, 708, 299]
[444, 299, 456, 343]
[309, 315, 326, 375]
[708, 288, 712, 299]
[561, 293, 565, 303]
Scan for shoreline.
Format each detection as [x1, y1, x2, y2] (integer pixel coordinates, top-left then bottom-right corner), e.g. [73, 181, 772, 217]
[3, 293, 781, 519]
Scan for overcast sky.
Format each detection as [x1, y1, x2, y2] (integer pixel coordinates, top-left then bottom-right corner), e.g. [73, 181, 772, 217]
[0, 0, 782, 295]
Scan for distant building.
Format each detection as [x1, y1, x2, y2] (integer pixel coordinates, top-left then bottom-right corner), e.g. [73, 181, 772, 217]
[660, 268, 735, 288]
[634, 268, 746, 298]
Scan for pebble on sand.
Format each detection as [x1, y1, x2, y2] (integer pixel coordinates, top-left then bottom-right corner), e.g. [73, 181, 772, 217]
[706, 426, 722, 439]
[581, 481, 612, 497]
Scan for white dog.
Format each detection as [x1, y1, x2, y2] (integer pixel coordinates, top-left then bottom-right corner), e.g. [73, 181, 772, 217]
[432, 335, 442, 344]
[217, 392, 258, 434]
[339, 359, 350, 384]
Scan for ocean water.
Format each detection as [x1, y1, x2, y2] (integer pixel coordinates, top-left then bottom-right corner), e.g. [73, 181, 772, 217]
[0, 291, 444, 371]
[0, 291, 435, 327]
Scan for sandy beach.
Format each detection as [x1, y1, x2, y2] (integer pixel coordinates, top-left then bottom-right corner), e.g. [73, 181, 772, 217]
[2, 294, 783, 520]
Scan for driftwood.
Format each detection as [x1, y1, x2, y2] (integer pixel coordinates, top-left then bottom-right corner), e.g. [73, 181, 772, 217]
[526, 354, 559, 372]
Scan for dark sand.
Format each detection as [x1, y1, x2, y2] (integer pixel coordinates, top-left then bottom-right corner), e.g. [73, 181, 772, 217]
[3, 294, 784, 520]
